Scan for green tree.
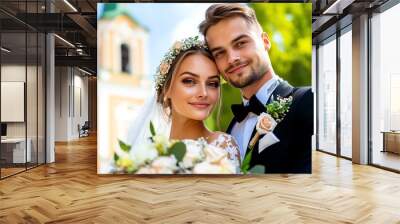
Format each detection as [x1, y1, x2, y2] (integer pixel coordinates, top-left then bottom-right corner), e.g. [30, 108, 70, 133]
[251, 3, 312, 86]
[205, 82, 242, 132]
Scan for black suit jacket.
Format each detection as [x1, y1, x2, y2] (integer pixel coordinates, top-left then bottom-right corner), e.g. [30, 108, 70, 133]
[227, 81, 313, 173]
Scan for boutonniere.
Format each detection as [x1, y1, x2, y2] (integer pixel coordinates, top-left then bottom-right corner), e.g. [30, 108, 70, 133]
[265, 95, 293, 123]
[240, 96, 293, 174]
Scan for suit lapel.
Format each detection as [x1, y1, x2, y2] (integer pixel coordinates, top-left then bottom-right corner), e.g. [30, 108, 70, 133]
[269, 81, 294, 102]
[246, 81, 294, 165]
[228, 80, 295, 166]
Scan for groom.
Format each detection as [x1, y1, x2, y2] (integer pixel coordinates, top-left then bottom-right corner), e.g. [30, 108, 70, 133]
[199, 3, 313, 173]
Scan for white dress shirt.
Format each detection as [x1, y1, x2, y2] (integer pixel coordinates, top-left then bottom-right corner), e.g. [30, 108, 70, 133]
[231, 75, 281, 161]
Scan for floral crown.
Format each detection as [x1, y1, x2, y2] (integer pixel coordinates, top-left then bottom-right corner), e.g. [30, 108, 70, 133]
[155, 36, 208, 91]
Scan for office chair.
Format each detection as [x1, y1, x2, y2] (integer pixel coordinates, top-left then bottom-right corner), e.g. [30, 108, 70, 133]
[79, 121, 90, 138]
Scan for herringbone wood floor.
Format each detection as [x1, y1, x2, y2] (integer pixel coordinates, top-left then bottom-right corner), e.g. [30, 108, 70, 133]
[1, 134, 400, 223]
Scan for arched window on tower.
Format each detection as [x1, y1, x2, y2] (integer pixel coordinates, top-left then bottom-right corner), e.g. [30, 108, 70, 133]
[121, 43, 131, 74]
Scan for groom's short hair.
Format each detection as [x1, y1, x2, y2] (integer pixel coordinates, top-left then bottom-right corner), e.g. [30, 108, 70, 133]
[199, 3, 262, 37]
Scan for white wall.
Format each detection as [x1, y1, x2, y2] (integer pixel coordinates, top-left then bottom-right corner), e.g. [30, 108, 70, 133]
[55, 67, 89, 141]
[71, 72, 89, 138]
[55, 66, 69, 141]
[1, 65, 38, 138]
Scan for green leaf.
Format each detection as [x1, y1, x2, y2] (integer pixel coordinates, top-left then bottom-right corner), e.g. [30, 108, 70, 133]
[241, 165, 249, 175]
[273, 112, 279, 119]
[118, 139, 131, 152]
[240, 149, 253, 174]
[168, 142, 186, 162]
[250, 4, 312, 87]
[114, 153, 119, 162]
[249, 165, 265, 174]
[150, 121, 156, 136]
[127, 166, 137, 174]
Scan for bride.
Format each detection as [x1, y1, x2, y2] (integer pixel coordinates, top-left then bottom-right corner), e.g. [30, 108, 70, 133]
[127, 36, 241, 173]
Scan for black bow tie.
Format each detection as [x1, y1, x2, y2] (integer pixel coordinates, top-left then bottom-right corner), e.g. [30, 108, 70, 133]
[231, 95, 266, 122]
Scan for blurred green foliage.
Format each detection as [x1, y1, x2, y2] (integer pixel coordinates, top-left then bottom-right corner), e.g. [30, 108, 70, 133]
[252, 3, 312, 87]
[205, 83, 242, 131]
[206, 3, 312, 132]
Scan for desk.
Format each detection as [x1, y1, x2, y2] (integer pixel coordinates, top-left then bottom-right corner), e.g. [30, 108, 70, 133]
[1, 138, 31, 163]
[382, 131, 400, 154]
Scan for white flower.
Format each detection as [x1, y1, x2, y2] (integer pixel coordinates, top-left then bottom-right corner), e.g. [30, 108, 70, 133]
[172, 41, 183, 50]
[116, 154, 135, 169]
[136, 166, 156, 174]
[149, 155, 178, 174]
[193, 161, 223, 174]
[218, 157, 237, 174]
[193, 158, 236, 174]
[130, 143, 158, 166]
[256, 112, 277, 135]
[153, 135, 170, 155]
[192, 144, 237, 174]
[159, 62, 170, 75]
[181, 140, 205, 168]
[203, 144, 227, 163]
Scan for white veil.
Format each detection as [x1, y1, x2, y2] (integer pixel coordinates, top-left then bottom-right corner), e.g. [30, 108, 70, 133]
[126, 90, 171, 147]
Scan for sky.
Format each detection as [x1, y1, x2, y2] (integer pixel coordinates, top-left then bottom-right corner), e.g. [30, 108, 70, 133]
[98, 3, 216, 79]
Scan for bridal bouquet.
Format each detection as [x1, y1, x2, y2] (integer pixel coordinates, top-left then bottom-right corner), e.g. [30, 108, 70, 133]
[112, 122, 236, 174]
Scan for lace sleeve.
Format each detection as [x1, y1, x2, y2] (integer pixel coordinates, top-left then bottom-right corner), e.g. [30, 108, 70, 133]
[210, 133, 241, 166]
